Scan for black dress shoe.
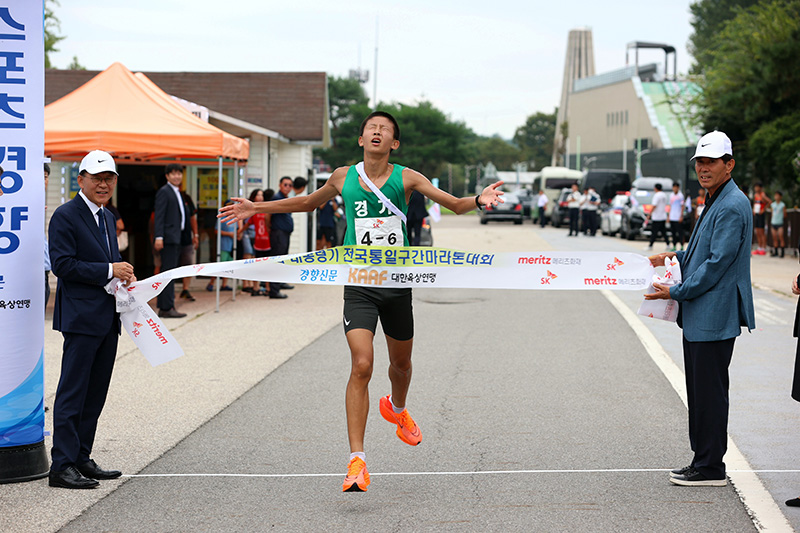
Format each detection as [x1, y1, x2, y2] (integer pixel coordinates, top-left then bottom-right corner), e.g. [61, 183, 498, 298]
[787, 497, 800, 507]
[269, 292, 288, 299]
[78, 459, 122, 480]
[158, 308, 187, 318]
[281, 283, 295, 290]
[49, 466, 99, 489]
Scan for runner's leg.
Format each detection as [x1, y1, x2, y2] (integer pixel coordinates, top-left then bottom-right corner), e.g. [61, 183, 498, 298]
[345, 329, 375, 453]
[386, 335, 413, 408]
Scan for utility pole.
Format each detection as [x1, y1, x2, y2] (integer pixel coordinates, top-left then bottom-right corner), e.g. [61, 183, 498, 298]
[372, 16, 379, 110]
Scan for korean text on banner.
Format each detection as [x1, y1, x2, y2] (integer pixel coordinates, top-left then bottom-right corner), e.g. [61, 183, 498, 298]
[0, 1, 47, 452]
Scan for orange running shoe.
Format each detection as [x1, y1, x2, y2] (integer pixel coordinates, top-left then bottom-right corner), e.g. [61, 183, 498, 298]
[342, 457, 370, 492]
[379, 395, 422, 446]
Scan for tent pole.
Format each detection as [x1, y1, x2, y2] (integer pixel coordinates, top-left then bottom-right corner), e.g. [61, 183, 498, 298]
[231, 159, 239, 301]
[215, 156, 222, 312]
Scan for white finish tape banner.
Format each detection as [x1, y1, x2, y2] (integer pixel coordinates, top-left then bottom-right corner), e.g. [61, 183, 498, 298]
[108, 246, 657, 366]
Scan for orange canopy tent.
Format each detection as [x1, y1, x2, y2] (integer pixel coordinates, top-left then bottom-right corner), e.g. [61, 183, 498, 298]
[45, 62, 249, 161]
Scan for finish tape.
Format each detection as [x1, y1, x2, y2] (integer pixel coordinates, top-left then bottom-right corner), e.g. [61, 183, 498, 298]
[107, 246, 657, 366]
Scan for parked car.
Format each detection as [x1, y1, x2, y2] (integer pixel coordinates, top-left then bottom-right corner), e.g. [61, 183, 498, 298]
[550, 187, 573, 228]
[619, 177, 675, 240]
[512, 187, 535, 219]
[581, 169, 632, 205]
[480, 192, 524, 224]
[600, 193, 629, 236]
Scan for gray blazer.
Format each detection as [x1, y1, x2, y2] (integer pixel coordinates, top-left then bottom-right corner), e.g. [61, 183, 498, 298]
[670, 179, 755, 342]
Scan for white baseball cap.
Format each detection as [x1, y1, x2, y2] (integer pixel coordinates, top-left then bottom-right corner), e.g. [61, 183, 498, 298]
[79, 150, 118, 176]
[691, 131, 733, 160]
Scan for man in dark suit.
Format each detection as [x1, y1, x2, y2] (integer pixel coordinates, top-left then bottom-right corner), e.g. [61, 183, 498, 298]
[153, 163, 187, 318]
[646, 131, 755, 487]
[48, 150, 136, 489]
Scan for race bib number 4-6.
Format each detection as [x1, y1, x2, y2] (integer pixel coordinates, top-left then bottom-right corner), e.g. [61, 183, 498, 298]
[354, 216, 403, 247]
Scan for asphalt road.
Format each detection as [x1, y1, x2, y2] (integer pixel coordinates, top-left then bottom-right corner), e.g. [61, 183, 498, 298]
[55, 217, 764, 532]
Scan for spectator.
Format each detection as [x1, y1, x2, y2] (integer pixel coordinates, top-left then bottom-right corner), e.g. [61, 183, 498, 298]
[581, 186, 600, 236]
[406, 190, 428, 246]
[566, 183, 582, 237]
[668, 182, 685, 251]
[239, 190, 260, 294]
[207, 200, 236, 292]
[248, 189, 271, 297]
[179, 190, 199, 301]
[293, 176, 308, 196]
[752, 182, 769, 255]
[536, 189, 548, 228]
[645, 183, 669, 250]
[153, 164, 187, 318]
[317, 197, 338, 249]
[267, 177, 294, 299]
[646, 130, 754, 487]
[770, 191, 786, 258]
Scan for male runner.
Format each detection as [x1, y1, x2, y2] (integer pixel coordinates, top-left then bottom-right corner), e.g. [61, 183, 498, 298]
[219, 111, 504, 492]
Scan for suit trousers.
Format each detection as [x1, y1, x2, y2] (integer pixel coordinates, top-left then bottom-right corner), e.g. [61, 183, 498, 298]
[157, 243, 181, 311]
[51, 329, 119, 471]
[682, 335, 735, 479]
[269, 229, 291, 296]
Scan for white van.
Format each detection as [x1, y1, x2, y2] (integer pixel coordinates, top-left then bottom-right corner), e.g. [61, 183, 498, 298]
[530, 166, 583, 223]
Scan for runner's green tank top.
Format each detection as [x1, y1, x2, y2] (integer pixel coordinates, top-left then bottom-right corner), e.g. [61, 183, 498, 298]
[342, 164, 408, 246]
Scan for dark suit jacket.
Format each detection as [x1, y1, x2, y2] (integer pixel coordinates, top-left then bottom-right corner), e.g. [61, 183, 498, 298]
[671, 179, 755, 342]
[49, 195, 121, 337]
[406, 191, 428, 223]
[153, 184, 183, 245]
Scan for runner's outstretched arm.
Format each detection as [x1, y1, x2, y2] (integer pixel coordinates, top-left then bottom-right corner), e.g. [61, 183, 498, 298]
[404, 169, 504, 215]
[218, 168, 346, 223]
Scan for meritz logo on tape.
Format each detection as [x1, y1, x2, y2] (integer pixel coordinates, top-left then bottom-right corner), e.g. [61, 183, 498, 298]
[518, 254, 551, 265]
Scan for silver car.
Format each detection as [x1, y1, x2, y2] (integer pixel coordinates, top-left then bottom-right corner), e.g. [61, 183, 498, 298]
[600, 194, 629, 236]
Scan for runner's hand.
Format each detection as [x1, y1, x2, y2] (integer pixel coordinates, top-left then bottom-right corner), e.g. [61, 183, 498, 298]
[218, 198, 254, 224]
[792, 275, 800, 295]
[479, 181, 505, 207]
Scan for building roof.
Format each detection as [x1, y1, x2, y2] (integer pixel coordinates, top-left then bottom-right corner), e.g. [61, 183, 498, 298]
[45, 63, 249, 161]
[46, 69, 328, 143]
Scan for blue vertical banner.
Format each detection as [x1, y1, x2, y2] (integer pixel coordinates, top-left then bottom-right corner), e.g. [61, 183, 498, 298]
[0, 1, 48, 482]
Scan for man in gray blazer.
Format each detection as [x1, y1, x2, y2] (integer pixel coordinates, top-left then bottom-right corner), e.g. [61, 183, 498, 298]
[645, 130, 755, 487]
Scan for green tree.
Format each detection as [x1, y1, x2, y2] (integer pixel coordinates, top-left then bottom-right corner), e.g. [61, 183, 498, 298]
[44, 0, 65, 69]
[693, 0, 800, 192]
[314, 75, 372, 168]
[464, 136, 521, 170]
[513, 110, 557, 170]
[67, 55, 85, 70]
[688, 0, 759, 75]
[380, 100, 472, 179]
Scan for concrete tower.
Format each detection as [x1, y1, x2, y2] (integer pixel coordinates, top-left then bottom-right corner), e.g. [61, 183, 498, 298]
[552, 28, 595, 166]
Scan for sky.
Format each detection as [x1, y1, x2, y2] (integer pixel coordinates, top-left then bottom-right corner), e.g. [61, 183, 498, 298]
[49, 0, 696, 139]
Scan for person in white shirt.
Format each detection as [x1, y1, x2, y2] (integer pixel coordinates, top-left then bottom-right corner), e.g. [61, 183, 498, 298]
[566, 184, 582, 236]
[668, 183, 685, 251]
[581, 186, 600, 236]
[536, 189, 548, 228]
[646, 183, 670, 250]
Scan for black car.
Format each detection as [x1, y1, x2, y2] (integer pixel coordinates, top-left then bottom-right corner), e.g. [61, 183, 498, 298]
[480, 192, 524, 224]
[581, 169, 632, 205]
[513, 188, 535, 219]
[619, 177, 675, 240]
[550, 188, 573, 228]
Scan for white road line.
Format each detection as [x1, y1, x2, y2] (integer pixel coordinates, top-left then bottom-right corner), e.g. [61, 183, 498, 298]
[756, 309, 787, 326]
[122, 469, 800, 479]
[602, 290, 792, 532]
